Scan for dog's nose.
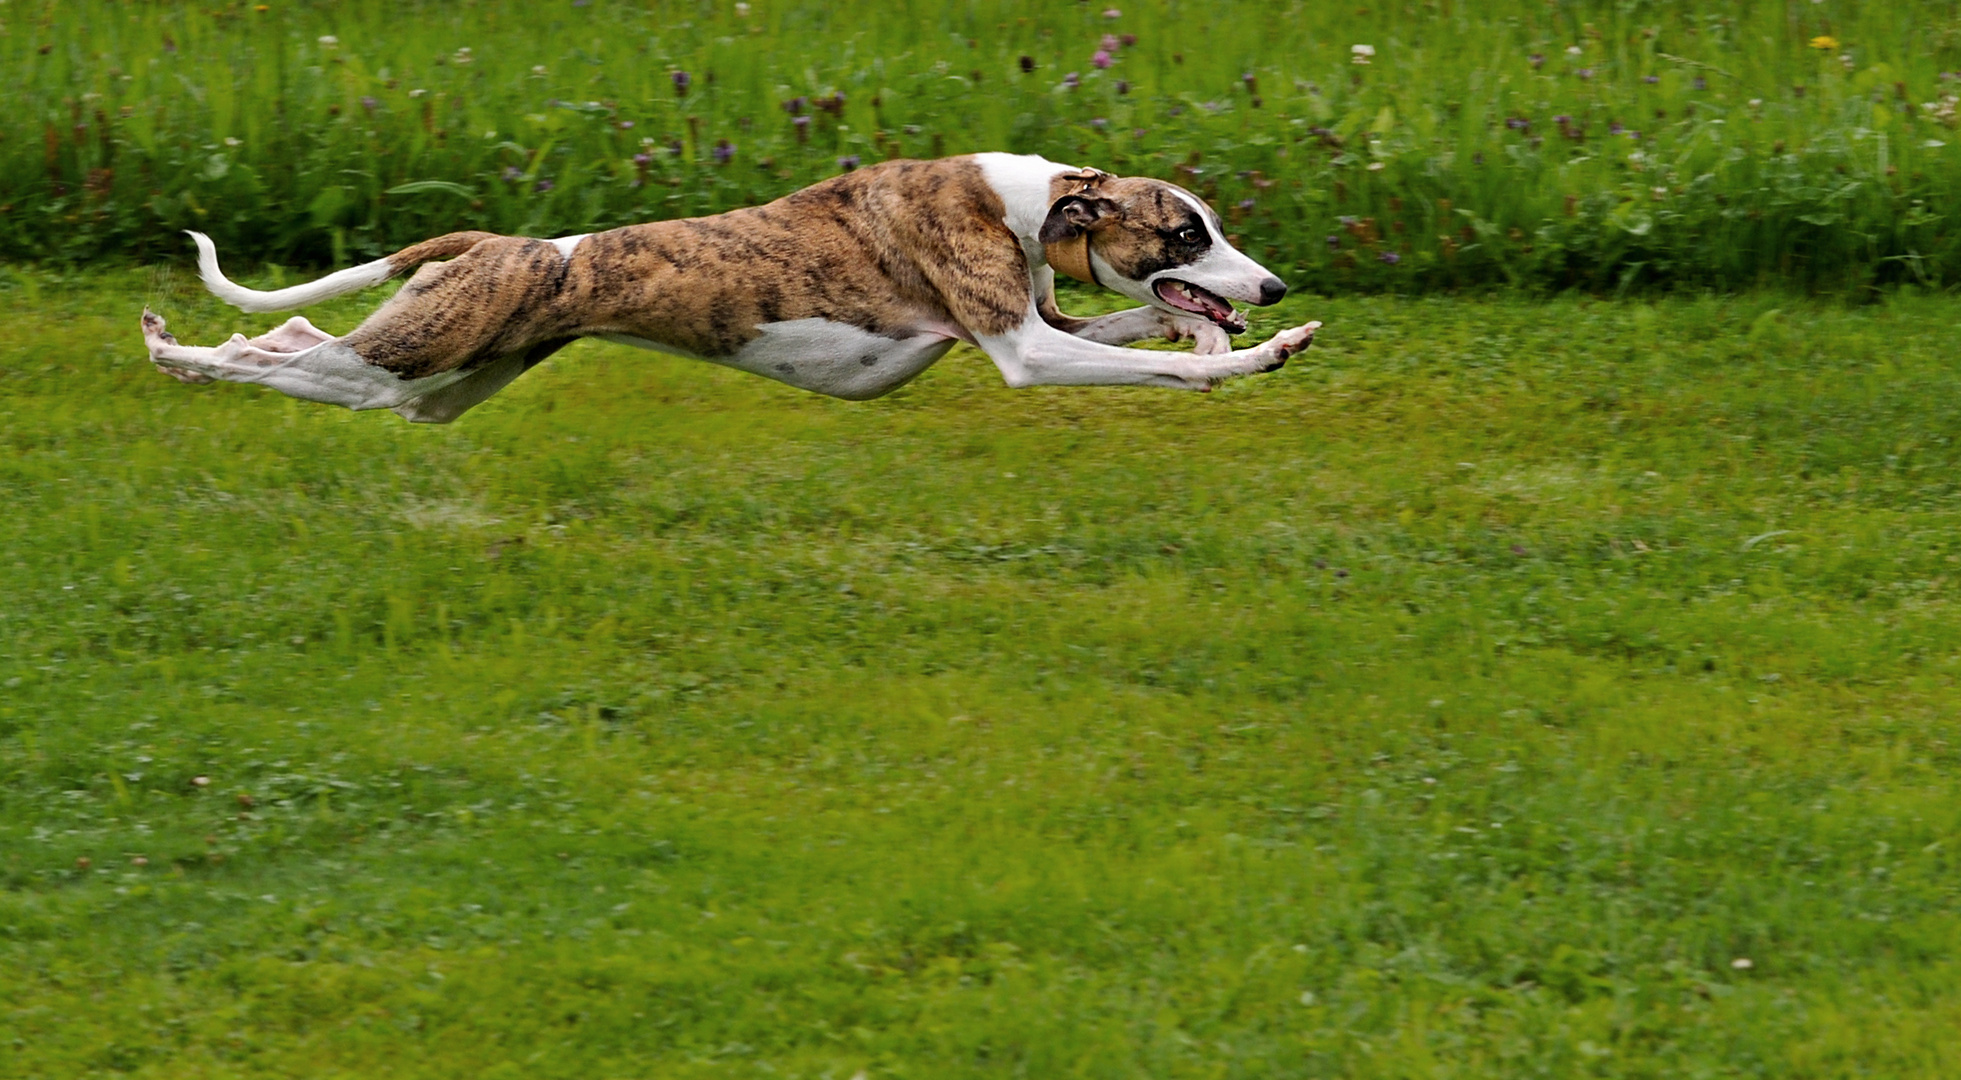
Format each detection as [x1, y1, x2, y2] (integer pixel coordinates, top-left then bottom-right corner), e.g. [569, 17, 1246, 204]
[1257, 277, 1288, 306]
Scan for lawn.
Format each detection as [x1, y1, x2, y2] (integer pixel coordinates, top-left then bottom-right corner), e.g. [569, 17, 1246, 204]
[2, 270, 1958, 1077]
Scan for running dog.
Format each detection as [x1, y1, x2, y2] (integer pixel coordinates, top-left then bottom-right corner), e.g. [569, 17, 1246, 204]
[140, 153, 1320, 423]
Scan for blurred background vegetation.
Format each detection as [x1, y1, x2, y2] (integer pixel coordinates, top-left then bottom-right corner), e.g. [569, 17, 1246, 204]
[6, 0, 1961, 292]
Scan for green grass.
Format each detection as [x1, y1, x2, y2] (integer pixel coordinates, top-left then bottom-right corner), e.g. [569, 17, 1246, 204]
[7, 0, 1961, 291]
[3, 271, 1960, 1076]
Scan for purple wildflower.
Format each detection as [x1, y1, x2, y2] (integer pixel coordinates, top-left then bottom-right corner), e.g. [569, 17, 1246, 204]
[792, 115, 810, 142]
[837, 155, 860, 171]
[617, 119, 635, 130]
[502, 166, 523, 181]
[1577, 68, 1594, 80]
[1237, 198, 1256, 210]
[535, 178, 554, 193]
[672, 70, 691, 96]
[712, 139, 735, 164]
[1062, 72, 1080, 89]
[783, 96, 807, 115]
[632, 152, 651, 165]
[1693, 76, 1707, 91]
[359, 95, 379, 114]
[1090, 117, 1108, 130]
[1327, 234, 1342, 250]
[1092, 50, 1112, 69]
[1609, 120, 1624, 134]
[1101, 34, 1120, 52]
[1506, 116, 1530, 131]
[1102, 7, 1121, 17]
[1115, 79, 1130, 95]
[1644, 75, 1659, 84]
[1553, 114, 1570, 125]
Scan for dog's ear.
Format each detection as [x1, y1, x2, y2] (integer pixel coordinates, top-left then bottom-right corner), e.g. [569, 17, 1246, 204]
[1038, 195, 1121, 244]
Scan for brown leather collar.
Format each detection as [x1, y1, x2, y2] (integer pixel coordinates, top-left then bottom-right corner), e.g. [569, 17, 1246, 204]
[1042, 169, 1109, 287]
[1045, 231, 1099, 286]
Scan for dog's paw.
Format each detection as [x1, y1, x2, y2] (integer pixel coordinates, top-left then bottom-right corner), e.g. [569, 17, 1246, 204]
[1162, 314, 1236, 355]
[140, 309, 176, 347]
[1252, 321, 1321, 373]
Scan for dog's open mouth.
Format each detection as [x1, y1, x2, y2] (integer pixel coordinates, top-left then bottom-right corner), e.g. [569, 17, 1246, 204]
[1154, 279, 1245, 331]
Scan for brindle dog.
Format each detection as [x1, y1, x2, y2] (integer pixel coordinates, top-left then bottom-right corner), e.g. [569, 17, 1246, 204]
[141, 153, 1319, 423]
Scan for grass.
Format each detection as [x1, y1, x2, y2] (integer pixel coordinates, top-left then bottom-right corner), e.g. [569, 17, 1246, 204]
[2, 269, 1960, 1076]
[7, 0, 1961, 291]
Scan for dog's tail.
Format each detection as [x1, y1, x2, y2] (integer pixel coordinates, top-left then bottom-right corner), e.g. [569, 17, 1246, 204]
[187, 230, 498, 314]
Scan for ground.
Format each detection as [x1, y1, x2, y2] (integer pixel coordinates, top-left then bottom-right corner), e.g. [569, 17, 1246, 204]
[2, 270, 1958, 1077]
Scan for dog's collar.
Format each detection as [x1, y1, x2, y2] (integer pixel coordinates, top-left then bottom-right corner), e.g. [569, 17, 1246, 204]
[1045, 232, 1101, 287]
[1043, 169, 1108, 288]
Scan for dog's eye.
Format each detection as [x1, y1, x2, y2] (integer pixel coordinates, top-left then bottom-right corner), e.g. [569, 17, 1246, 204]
[1178, 226, 1202, 244]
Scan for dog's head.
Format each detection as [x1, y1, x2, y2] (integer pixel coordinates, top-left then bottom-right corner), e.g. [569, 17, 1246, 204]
[1038, 169, 1286, 332]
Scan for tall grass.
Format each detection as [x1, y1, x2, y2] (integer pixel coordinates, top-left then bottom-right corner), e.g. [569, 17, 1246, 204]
[6, 0, 1961, 292]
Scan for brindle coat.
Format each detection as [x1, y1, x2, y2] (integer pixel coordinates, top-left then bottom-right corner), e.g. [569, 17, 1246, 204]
[350, 158, 1035, 380]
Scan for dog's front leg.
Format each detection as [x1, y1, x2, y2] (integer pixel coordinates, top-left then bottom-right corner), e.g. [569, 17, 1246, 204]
[1039, 290, 1235, 354]
[977, 316, 1317, 391]
[1089, 310, 1236, 354]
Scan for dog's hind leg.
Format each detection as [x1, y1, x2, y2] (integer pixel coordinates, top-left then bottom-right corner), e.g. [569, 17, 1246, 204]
[391, 338, 572, 424]
[140, 309, 466, 410]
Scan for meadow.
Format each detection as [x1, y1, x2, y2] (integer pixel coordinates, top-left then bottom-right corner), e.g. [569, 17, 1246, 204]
[3, 270, 1961, 1076]
[5, 0, 1961, 290]
[7, 1, 1961, 1077]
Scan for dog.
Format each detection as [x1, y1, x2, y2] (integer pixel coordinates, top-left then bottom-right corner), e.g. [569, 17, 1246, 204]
[140, 154, 1320, 423]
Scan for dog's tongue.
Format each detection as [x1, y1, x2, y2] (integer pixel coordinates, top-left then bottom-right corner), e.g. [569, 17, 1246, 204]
[1158, 280, 1236, 323]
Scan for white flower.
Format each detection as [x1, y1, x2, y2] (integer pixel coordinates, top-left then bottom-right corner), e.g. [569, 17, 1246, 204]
[735, 1, 750, 13]
[408, 88, 428, 98]
[223, 137, 240, 147]
[453, 46, 474, 65]
[531, 64, 548, 76]
[1566, 44, 1583, 56]
[318, 35, 339, 48]
[1351, 44, 1375, 65]
[1731, 957, 1754, 970]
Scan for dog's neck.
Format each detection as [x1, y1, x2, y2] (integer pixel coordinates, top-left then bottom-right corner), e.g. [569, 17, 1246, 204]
[973, 153, 1095, 281]
[1041, 168, 1109, 285]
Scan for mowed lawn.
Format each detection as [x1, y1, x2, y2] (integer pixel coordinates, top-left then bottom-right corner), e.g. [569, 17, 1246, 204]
[3, 271, 1959, 1078]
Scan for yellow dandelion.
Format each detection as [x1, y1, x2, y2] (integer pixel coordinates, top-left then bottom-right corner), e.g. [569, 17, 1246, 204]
[1809, 35, 1839, 50]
